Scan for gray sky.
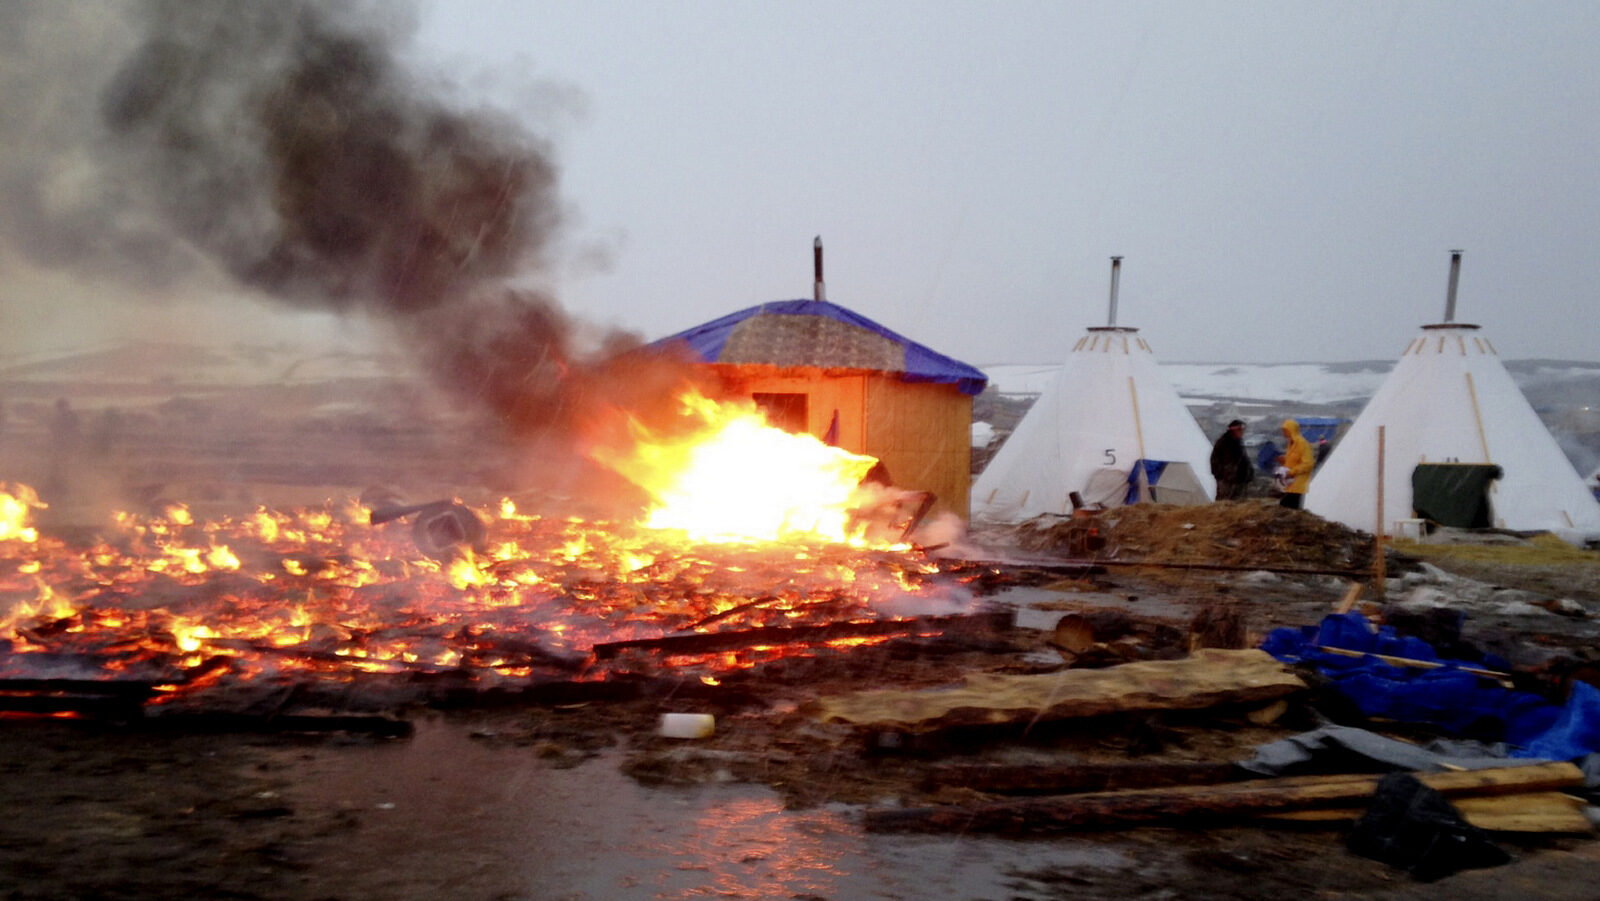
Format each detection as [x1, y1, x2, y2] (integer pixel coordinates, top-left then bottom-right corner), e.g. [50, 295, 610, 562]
[410, 0, 1600, 365]
[2, 1, 1596, 367]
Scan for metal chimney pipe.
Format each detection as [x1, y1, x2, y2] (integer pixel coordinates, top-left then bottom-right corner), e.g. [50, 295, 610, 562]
[813, 236, 825, 301]
[1107, 256, 1123, 326]
[1443, 249, 1463, 323]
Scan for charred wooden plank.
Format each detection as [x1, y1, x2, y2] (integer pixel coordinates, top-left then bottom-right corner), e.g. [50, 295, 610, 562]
[591, 610, 1011, 660]
[143, 711, 414, 737]
[0, 695, 147, 718]
[0, 678, 162, 718]
[198, 636, 586, 674]
[0, 678, 161, 699]
[865, 761, 1584, 834]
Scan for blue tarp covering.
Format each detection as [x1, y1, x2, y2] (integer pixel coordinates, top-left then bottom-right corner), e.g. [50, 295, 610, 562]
[1262, 612, 1600, 759]
[1125, 459, 1169, 505]
[1256, 440, 1281, 473]
[652, 299, 989, 396]
[1294, 416, 1345, 444]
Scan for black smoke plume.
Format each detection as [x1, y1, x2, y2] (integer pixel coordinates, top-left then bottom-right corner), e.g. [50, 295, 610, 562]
[100, 0, 558, 315]
[3, 0, 694, 444]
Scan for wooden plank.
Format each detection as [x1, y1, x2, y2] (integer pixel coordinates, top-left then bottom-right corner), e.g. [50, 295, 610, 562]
[924, 761, 1243, 795]
[863, 762, 1584, 834]
[0, 678, 161, 699]
[1261, 791, 1592, 835]
[807, 649, 1305, 733]
[1314, 645, 1511, 682]
[1333, 582, 1363, 614]
[592, 611, 1009, 660]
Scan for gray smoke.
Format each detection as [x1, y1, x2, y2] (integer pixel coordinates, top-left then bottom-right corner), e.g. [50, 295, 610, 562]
[100, 0, 557, 313]
[1, 0, 690, 440]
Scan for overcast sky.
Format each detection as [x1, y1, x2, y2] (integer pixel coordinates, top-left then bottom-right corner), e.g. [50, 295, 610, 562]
[3, 1, 1596, 368]
[407, 0, 1600, 365]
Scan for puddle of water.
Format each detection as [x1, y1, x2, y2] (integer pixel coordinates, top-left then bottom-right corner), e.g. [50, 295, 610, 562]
[276, 716, 1129, 900]
[995, 585, 1192, 630]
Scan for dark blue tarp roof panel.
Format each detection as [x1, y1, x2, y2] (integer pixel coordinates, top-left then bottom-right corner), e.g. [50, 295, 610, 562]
[654, 300, 989, 395]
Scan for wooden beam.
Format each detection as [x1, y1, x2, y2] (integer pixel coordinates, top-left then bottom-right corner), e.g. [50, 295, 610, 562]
[923, 761, 1243, 795]
[592, 611, 1009, 660]
[1262, 791, 1591, 834]
[864, 762, 1584, 834]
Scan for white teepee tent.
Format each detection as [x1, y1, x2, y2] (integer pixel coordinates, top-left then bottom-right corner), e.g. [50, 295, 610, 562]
[1305, 253, 1600, 536]
[971, 258, 1216, 522]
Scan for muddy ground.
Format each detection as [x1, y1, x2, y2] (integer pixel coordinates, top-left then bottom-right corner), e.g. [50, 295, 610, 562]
[4, 368, 1600, 899]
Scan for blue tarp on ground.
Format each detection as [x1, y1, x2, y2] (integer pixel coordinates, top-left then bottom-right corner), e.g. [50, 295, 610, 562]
[1262, 612, 1600, 759]
[652, 299, 989, 395]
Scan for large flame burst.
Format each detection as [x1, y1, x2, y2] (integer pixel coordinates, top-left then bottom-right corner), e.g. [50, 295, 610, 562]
[0, 397, 965, 699]
[588, 390, 882, 545]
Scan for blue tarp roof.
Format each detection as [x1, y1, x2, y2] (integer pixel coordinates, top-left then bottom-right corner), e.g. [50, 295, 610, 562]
[653, 299, 989, 396]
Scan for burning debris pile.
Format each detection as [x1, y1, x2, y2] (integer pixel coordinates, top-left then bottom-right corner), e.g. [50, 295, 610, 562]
[0, 384, 998, 723]
[0, 482, 980, 715]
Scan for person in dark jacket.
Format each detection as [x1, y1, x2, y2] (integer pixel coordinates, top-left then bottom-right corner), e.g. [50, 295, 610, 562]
[1210, 420, 1253, 500]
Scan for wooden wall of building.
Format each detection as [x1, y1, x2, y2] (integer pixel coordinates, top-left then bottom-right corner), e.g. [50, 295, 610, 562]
[710, 364, 973, 521]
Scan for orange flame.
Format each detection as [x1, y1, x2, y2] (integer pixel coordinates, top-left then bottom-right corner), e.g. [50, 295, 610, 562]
[590, 390, 879, 545]
[0, 484, 43, 544]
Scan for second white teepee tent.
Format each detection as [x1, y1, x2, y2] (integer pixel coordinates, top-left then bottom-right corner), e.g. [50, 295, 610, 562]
[1305, 252, 1600, 536]
[971, 258, 1216, 522]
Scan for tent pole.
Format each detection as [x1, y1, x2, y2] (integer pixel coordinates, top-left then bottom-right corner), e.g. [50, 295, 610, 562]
[1374, 426, 1386, 600]
[1464, 372, 1491, 462]
[1127, 376, 1147, 460]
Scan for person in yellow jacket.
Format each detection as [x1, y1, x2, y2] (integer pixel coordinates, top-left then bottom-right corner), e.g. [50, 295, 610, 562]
[1276, 419, 1315, 509]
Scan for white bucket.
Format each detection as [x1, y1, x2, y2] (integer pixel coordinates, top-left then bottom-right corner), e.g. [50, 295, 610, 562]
[658, 713, 715, 739]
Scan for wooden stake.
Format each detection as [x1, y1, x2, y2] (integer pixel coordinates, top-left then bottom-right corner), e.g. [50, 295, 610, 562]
[1333, 582, 1363, 614]
[1465, 372, 1492, 463]
[1313, 645, 1512, 684]
[1127, 376, 1146, 461]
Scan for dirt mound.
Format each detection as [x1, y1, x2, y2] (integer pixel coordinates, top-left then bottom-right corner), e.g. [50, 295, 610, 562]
[1013, 500, 1375, 571]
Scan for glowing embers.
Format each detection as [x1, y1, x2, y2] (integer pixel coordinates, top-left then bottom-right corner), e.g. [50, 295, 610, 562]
[0, 483, 957, 701]
[588, 389, 885, 545]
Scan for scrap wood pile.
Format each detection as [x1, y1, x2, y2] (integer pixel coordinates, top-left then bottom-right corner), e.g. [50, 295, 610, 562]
[1007, 501, 1374, 571]
[790, 623, 1600, 881]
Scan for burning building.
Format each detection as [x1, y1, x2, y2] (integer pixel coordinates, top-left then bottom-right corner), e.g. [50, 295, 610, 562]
[653, 297, 988, 522]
